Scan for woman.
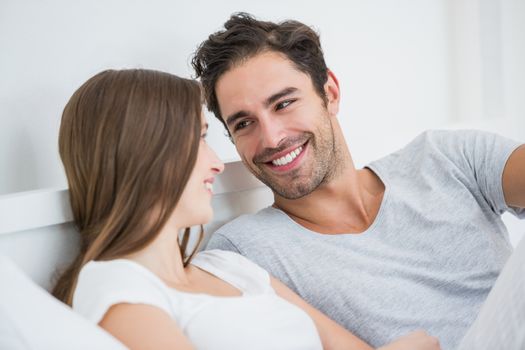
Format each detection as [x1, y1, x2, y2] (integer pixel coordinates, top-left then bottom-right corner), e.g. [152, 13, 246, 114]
[53, 69, 439, 350]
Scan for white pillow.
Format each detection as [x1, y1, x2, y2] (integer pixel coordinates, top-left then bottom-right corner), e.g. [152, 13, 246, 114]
[0, 255, 127, 350]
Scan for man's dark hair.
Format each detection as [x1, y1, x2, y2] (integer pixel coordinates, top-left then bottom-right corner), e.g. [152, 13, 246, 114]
[192, 12, 329, 134]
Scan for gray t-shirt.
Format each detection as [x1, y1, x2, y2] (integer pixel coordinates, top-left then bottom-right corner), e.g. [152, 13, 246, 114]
[207, 130, 524, 349]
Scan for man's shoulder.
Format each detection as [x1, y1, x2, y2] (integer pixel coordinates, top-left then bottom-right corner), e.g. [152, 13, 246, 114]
[367, 129, 481, 181]
[404, 129, 503, 152]
[371, 129, 479, 165]
[215, 206, 283, 236]
[398, 129, 470, 153]
[207, 206, 288, 251]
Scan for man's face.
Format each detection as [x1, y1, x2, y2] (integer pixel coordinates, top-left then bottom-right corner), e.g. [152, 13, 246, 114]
[215, 51, 339, 199]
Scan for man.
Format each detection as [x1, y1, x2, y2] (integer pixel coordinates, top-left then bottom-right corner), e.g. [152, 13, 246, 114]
[192, 13, 525, 349]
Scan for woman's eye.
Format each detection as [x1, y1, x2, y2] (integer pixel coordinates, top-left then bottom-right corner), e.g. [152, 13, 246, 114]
[276, 99, 295, 111]
[201, 133, 207, 140]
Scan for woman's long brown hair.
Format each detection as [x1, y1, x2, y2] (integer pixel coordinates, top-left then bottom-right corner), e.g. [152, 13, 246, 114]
[53, 69, 203, 305]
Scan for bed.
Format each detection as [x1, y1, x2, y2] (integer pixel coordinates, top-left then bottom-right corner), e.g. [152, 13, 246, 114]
[0, 159, 523, 349]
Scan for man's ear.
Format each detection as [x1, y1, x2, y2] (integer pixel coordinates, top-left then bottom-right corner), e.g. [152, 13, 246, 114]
[324, 70, 340, 117]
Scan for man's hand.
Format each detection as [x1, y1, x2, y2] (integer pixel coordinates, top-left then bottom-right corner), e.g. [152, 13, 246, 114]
[378, 330, 441, 350]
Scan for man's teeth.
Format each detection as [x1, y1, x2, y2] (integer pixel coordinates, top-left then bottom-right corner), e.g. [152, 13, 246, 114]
[205, 182, 213, 191]
[271, 146, 303, 166]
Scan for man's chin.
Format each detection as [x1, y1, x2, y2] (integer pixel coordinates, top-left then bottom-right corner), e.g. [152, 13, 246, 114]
[248, 164, 319, 199]
[264, 180, 318, 200]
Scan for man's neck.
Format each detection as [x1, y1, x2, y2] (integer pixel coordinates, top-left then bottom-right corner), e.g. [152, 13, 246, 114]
[273, 167, 385, 234]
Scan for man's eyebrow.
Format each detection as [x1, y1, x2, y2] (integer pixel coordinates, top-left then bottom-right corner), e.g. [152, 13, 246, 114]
[225, 87, 298, 128]
[264, 87, 298, 108]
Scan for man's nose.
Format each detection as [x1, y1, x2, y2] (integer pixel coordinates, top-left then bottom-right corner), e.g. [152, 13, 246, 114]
[259, 116, 285, 149]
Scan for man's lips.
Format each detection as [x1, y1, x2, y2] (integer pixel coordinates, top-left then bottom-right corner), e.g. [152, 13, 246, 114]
[255, 140, 309, 165]
[263, 141, 308, 172]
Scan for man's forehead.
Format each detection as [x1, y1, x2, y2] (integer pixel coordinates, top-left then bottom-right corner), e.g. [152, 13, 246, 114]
[219, 54, 290, 85]
[216, 54, 307, 109]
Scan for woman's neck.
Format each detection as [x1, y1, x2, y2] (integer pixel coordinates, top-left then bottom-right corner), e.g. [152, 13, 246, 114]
[123, 224, 191, 286]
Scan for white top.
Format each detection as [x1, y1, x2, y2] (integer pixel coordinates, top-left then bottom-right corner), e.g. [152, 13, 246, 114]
[73, 249, 322, 350]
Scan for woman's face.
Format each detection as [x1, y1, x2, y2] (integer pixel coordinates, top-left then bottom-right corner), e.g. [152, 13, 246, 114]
[173, 115, 224, 228]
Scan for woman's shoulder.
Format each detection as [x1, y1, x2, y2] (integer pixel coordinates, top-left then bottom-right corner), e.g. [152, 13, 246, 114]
[73, 259, 173, 324]
[193, 249, 266, 272]
[192, 250, 272, 294]
[78, 259, 167, 291]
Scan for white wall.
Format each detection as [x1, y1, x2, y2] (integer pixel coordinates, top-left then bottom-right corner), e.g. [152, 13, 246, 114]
[0, 0, 523, 195]
[501, 0, 525, 127]
[0, 0, 452, 193]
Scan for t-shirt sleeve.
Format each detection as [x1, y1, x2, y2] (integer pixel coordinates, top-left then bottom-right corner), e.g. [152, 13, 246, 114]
[192, 250, 272, 295]
[426, 130, 524, 218]
[221, 250, 272, 289]
[206, 231, 243, 253]
[72, 261, 173, 324]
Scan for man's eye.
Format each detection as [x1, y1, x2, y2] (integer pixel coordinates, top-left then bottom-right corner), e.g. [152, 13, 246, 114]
[234, 120, 252, 132]
[276, 99, 295, 111]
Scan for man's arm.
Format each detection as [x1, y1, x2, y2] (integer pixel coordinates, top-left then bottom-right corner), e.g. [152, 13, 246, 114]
[502, 144, 525, 208]
[270, 277, 441, 350]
